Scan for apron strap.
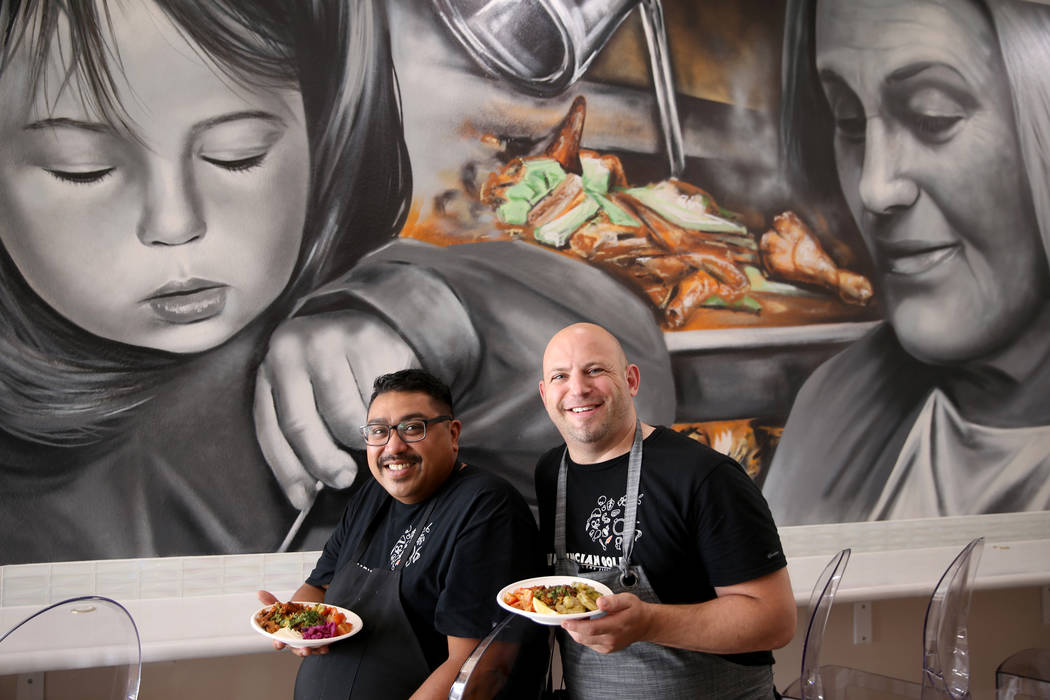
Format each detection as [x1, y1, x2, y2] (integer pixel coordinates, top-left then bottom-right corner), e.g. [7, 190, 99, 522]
[619, 422, 643, 586]
[349, 496, 393, 565]
[554, 453, 570, 564]
[556, 422, 644, 587]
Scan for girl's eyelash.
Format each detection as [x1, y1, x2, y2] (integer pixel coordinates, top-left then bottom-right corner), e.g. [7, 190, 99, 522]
[201, 152, 267, 172]
[44, 168, 115, 185]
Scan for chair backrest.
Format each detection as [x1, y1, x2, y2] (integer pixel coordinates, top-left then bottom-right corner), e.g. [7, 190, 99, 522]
[800, 548, 851, 700]
[449, 613, 548, 700]
[922, 538, 984, 700]
[0, 595, 141, 700]
[996, 648, 1050, 700]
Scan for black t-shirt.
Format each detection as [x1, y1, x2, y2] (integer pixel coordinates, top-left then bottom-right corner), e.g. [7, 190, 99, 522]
[307, 463, 542, 668]
[534, 426, 787, 666]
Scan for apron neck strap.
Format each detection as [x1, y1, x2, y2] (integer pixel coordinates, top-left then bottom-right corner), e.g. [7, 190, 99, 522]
[555, 421, 644, 585]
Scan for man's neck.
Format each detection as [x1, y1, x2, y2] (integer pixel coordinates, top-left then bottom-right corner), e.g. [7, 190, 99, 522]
[567, 422, 656, 464]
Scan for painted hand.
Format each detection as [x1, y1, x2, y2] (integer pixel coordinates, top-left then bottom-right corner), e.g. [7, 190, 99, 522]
[254, 310, 419, 510]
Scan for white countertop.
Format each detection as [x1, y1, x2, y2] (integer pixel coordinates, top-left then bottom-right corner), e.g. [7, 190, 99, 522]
[785, 538, 1050, 603]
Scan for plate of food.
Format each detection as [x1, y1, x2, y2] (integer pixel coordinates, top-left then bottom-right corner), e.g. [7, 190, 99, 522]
[497, 575, 613, 625]
[251, 600, 363, 649]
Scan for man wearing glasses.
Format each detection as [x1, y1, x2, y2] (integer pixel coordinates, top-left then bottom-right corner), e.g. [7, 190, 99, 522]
[259, 369, 542, 700]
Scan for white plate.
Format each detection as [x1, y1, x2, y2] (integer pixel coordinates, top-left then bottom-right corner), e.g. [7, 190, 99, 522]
[250, 601, 363, 649]
[497, 576, 613, 625]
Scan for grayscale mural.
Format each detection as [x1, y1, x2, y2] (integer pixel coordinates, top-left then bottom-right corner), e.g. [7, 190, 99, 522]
[0, 0, 1046, 565]
[764, 0, 1050, 524]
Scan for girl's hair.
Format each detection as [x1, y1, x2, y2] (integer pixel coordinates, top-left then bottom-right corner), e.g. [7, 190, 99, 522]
[0, 0, 412, 445]
[780, 0, 1050, 261]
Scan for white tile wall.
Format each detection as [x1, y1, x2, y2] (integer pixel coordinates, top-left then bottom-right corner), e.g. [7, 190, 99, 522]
[0, 551, 321, 608]
[779, 510, 1050, 558]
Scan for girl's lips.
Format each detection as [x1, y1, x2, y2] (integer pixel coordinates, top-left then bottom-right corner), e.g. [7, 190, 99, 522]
[146, 285, 227, 324]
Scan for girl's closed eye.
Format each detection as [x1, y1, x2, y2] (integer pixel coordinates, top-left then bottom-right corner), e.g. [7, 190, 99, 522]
[44, 166, 116, 185]
[196, 112, 288, 175]
[200, 151, 268, 172]
[24, 122, 123, 187]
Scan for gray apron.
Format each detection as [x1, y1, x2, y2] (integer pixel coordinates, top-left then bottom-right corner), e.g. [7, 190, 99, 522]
[554, 423, 774, 700]
[295, 497, 436, 700]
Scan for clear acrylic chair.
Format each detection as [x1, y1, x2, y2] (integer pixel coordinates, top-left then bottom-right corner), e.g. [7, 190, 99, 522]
[922, 537, 984, 699]
[781, 538, 984, 700]
[996, 648, 1050, 699]
[0, 595, 141, 699]
[449, 612, 549, 700]
[781, 548, 851, 700]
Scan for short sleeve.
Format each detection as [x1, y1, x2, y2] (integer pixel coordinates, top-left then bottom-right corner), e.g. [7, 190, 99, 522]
[305, 495, 362, 588]
[695, 461, 787, 587]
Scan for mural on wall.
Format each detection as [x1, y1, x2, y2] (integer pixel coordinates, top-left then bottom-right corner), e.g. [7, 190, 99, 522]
[0, 0, 674, 566]
[0, 0, 1046, 566]
[0, 0, 413, 562]
[763, 0, 1050, 524]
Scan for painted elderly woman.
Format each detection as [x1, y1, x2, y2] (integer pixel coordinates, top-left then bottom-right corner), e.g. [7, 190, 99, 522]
[764, 0, 1050, 523]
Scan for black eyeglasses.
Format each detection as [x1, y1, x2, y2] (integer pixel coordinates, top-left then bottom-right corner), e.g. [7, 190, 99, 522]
[359, 416, 452, 446]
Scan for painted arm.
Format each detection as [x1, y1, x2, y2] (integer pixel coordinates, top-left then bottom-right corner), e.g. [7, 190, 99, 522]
[255, 239, 675, 515]
[560, 567, 796, 655]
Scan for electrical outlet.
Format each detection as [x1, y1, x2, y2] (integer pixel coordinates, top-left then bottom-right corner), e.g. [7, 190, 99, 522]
[853, 601, 872, 644]
[16, 672, 44, 700]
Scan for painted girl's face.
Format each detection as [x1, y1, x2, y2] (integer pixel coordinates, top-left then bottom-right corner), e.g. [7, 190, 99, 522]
[815, 0, 1048, 364]
[0, 1, 310, 354]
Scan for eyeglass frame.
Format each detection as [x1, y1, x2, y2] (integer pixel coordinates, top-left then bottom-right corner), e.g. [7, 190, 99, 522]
[359, 415, 453, 446]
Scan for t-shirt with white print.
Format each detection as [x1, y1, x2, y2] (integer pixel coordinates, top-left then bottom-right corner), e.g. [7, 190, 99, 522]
[308, 463, 542, 669]
[535, 426, 786, 666]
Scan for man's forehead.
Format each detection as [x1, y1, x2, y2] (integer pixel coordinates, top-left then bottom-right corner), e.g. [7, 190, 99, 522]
[542, 349, 624, 378]
[366, 391, 438, 419]
[365, 409, 428, 423]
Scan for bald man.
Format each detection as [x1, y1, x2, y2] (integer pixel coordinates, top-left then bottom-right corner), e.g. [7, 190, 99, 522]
[535, 323, 796, 700]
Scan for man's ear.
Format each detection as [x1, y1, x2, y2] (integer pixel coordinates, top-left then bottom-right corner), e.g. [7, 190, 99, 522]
[626, 364, 641, 397]
[448, 418, 462, 450]
[538, 379, 546, 402]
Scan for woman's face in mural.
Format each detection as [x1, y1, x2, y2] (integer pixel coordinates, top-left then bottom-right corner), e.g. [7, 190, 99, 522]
[815, 0, 1048, 365]
[0, 1, 310, 354]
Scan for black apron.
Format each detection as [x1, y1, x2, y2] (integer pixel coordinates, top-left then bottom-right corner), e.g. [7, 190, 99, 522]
[295, 497, 437, 700]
